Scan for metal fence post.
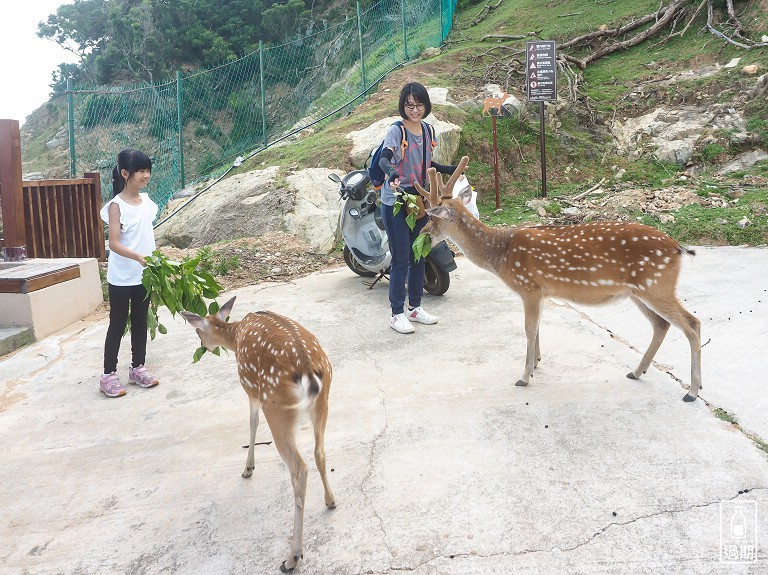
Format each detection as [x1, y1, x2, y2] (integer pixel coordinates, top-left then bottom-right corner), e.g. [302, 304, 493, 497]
[439, 0, 444, 40]
[259, 41, 267, 149]
[401, 0, 408, 61]
[356, 2, 367, 100]
[176, 70, 185, 189]
[67, 77, 76, 178]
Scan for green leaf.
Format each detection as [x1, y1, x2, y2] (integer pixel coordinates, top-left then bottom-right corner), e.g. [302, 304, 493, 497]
[192, 346, 207, 363]
[412, 233, 433, 261]
[158, 323, 167, 335]
[208, 301, 220, 315]
[405, 211, 416, 230]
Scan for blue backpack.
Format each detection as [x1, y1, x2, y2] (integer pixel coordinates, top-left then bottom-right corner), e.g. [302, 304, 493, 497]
[367, 121, 436, 190]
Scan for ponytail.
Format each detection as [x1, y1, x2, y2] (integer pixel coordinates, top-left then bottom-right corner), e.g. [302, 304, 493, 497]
[111, 166, 125, 198]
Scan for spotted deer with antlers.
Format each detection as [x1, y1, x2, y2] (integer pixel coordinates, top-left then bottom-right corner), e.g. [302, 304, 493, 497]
[181, 296, 336, 573]
[415, 156, 702, 402]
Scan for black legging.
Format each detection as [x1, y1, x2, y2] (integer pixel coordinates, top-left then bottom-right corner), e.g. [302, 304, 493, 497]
[104, 283, 150, 374]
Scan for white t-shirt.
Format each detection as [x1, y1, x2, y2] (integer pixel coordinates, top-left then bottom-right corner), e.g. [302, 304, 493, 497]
[100, 193, 158, 286]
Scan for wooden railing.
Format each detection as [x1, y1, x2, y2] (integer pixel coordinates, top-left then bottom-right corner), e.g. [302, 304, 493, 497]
[21, 173, 105, 260]
[1, 119, 105, 262]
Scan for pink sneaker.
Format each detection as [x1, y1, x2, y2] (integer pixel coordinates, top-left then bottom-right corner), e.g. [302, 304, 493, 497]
[100, 372, 127, 398]
[128, 365, 159, 388]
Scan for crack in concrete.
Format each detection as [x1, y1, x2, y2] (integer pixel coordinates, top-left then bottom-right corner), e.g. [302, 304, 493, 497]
[383, 488, 768, 571]
[557, 300, 768, 452]
[360, 384, 393, 560]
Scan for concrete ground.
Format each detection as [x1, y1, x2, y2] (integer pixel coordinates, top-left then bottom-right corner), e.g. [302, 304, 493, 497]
[1, 247, 766, 575]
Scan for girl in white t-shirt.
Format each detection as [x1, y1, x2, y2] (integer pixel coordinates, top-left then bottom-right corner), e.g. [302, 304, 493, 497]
[98, 149, 160, 398]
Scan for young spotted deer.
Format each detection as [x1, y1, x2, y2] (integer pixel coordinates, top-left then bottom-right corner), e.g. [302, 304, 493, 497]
[416, 156, 702, 402]
[181, 296, 336, 573]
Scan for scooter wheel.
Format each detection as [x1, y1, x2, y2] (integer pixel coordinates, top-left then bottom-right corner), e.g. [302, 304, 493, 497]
[343, 246, 377, 277]
[424, 258, 450, 296]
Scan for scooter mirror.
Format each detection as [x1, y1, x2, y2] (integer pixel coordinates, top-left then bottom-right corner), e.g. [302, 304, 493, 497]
[328, 173, 342, 183]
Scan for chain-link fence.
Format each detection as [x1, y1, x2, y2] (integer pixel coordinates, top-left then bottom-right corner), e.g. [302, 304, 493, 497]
[67, 0, 457, 213]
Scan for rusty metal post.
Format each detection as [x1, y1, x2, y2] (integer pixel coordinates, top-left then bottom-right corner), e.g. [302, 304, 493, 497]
[492, 114, 500, 210]
[539, 102, 547, 198]
[0, 119, 27, 261]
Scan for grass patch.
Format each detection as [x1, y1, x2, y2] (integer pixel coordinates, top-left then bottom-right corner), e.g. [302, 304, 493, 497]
[713, 407, 738, 425]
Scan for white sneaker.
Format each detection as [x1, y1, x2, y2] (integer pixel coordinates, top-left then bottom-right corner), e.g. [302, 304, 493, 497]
[390, 313, 415, 334]
[407, 306, 438, 325]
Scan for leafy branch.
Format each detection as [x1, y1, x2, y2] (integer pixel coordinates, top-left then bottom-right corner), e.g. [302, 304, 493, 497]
[141, 251, 223, 361]
[393, 187, 422, 231]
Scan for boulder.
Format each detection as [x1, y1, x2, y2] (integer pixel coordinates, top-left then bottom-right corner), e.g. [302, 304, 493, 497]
[717, 149, 768, 175]
[283, 168, 342, 253]
[155, 165, 341, 253]
[611, 105, 747, 165]
[345, 114, 461, 168]
[155, 167, 286, 249]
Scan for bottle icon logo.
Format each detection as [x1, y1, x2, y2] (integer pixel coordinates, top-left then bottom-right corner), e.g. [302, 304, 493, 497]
[730, 508, 747, 539]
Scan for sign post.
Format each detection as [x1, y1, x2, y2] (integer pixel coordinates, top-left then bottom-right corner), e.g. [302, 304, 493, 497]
[492, 115, 500, 210]
[525, 41, 557, 198]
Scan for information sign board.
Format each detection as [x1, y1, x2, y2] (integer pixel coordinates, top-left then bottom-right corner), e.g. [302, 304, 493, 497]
[525, 41, 557, 102]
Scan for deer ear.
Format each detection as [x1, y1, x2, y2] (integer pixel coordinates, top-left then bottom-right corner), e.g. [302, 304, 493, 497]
[181, 311, 207, 330]
[217, 296, 236, 321]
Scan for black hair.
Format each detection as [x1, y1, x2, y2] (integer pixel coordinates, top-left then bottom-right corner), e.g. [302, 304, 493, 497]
[398, 82, 432, 119]
[111, 149, 152, 197]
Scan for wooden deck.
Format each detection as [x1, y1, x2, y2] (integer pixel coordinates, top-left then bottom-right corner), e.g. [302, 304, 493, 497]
[0, 261, 81, 294]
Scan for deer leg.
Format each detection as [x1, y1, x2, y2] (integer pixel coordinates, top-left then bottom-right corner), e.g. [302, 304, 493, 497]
[627, 296, 670, 381]
[660, 302, 702, 402]
[264, 408, 307, 573]
[310, 394, 336, 509]
[642, 296, 702, 402]
[534, 329, 541, 368]
[242, 398, 260, 479]
[516, 298, 543, 386]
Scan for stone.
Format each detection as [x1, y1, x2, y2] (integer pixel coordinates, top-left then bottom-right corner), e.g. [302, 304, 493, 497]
[742, 64, 759, 75]
[345, 114, 461, 168]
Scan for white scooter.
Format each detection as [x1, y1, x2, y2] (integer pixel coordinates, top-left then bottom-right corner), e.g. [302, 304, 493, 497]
[328, 168, 457, 295]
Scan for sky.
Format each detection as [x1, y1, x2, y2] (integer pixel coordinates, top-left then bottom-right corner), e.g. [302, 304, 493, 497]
[0, 0, 79, 126]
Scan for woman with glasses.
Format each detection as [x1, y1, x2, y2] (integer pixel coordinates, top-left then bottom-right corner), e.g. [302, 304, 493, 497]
[378, 81, 457, 334]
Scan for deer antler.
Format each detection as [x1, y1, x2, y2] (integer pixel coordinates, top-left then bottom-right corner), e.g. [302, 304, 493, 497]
[442, 156, 469, 199]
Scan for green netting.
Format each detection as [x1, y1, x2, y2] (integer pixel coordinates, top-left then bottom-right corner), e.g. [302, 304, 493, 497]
[68, 0, 457, 215]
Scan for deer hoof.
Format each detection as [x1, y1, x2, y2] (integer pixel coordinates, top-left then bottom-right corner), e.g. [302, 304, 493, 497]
[682, 393, 697, 403]
[626, 372, 638, 380]
[242, 467, 254, 479]
[515, 379, 528, 387]
[280, 555, 303, 573]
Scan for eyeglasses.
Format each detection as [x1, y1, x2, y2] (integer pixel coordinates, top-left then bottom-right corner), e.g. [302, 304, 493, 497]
[404, 102, 425, 111]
